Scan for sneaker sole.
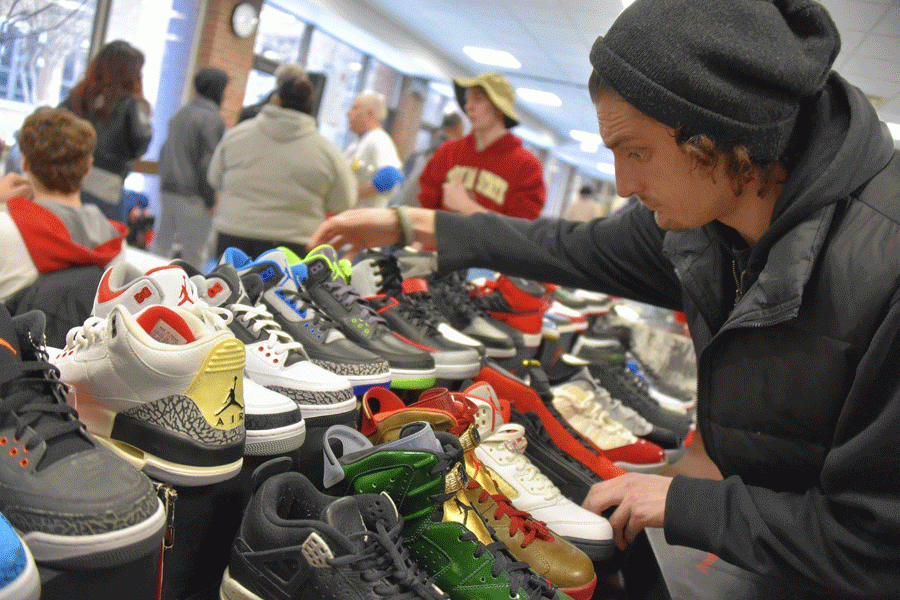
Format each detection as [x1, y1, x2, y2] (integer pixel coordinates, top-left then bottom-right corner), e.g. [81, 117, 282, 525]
[389, 372, 438, 390]
[562, 536, 616, 562]
[561, 573, 597, 600]
[264, 387, 358, 420]
[22, 498, 166, 570]
[613, 459, 669, 474]
[245, 420, 306, 456]
[220, 566, 262, 600]
[350, 380, 391, 396]
[483, 345, 518, 359]
[96, 436, 244, 486]
[0, 538, 40, 600]
[433, 359, 482, 380]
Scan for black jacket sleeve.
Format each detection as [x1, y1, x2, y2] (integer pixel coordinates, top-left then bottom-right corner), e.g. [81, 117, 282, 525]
[665, 291, 900, 598]
[435, 205, 683, 310]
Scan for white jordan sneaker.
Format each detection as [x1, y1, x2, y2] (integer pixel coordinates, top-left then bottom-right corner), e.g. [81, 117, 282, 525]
[54, 304, 245, 486]
[462, 382, 615, 562]
[92, 262, 309, 455]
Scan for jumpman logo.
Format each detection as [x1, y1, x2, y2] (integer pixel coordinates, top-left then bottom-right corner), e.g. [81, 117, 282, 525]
[178, 279, 192, 306]
[453, 496, 480, 529]
[215, 377, 243, 415]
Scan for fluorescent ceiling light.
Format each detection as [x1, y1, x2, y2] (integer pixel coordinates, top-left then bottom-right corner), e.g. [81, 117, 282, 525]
[348, 62, 362, 72]
[887, 122, 900, 141]
[516, 88, 561, 107]
[580, 141, 599, 153]
[570, 129, 602, 144]
[463, 46, 521, 69]
[621, 0, 636, 8]
[596, 162, 616, 175]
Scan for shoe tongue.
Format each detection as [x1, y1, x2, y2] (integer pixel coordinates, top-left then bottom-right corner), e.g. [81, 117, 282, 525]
[463, 382, 503, 425]
[145, 265, 200, 308]
[0, 305, 27, 366]
[322, 496, 369, 539]
[244, 249, 296, 292]
[384, 421, 443, 454]
[241, 273, 266, 304]
[354, 492, 401, 531]
[303, 245, 341, 286]
[201, 263, 245, 307]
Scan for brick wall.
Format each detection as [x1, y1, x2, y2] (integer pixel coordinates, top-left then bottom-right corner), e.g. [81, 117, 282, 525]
[196, 0, 263, 127]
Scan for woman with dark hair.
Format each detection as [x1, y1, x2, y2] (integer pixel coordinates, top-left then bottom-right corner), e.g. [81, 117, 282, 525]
[62, 40, 153, 222]
[209, 70, 355, 259]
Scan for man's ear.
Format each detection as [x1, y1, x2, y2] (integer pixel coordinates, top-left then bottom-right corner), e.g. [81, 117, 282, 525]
[21, 155, 29, 173]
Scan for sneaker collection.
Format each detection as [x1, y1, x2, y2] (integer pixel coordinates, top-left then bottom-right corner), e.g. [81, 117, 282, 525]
[5, 244, 697, 597]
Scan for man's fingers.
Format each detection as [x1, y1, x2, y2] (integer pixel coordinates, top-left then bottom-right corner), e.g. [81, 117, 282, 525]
[607, 502, 631, 551]
[582, 478, 624, 514]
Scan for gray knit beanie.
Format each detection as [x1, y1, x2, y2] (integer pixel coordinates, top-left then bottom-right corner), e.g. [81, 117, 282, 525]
[590, 0, 840, 162]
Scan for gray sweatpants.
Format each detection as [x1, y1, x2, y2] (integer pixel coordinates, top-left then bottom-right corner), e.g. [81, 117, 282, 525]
[152, 191, 211, 272]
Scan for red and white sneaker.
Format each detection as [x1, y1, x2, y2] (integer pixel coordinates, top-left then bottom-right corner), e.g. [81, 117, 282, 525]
[91, 262, 310, 456]
[54, 304, 245, 485]
[471, 276, 550, 349]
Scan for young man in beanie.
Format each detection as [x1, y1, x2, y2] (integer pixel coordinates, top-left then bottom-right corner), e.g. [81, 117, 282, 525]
[417, 72, 546, 219]
[310, 1, 899, 594]
[153, 66, 229, 270]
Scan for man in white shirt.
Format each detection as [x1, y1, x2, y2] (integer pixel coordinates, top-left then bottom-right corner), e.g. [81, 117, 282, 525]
[345, 92, 402, 208]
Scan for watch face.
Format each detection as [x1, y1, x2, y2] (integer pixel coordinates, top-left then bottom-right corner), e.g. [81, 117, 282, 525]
[231, 2, 258, 38]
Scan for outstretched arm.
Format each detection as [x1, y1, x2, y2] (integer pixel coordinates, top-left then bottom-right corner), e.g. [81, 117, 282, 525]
[308, 207, 437, 259]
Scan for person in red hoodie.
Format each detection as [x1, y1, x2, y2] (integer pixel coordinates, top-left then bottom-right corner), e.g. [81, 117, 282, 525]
[418, 72, 546, 219]
[0, 107, 126, 343]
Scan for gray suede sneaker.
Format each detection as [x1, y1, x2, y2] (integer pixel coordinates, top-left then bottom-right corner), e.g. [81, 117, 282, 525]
[0, 304, 165, 569]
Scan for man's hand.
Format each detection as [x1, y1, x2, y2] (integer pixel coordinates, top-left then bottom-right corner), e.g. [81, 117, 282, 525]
[582, 473, 673, 550]
[308, 207, 437, 260]
[442, 180, 487, 215]
[0, 173, 32, 203]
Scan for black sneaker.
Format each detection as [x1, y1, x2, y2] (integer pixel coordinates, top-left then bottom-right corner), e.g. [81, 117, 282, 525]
[222, 247, 392, 397]
[0, 304, 165, 569]
[296, 245, 437, 390]
[221, 461, 448, 600]
[427, 269, 518, 359]
[351, 250, 483, 380]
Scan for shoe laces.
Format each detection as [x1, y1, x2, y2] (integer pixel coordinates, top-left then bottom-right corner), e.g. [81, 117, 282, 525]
[274, 287, 341, 340]
[64, 316, 107, 350]
[229, 301, 307, 356]
[322, 278, 387, 329]
[0, 337, 83, 461]
[553, 385, 636, 448]
[481, 423, 561, 502]
[333, 518, 446, 599]
[454, 527, 556, 600]
[465, 458, 553, 548]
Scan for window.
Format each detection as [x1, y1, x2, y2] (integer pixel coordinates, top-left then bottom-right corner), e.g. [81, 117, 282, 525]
[102, 0, 202, 207]
[306, 28, 363, 150]
[254, 4, 306, 65]
[0, 0, 98, 143]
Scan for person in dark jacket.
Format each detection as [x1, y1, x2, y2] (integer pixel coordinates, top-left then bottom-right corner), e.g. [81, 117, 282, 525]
[308, 1, 900, 597]
[62, 40, 153, 223]
[153, 67, 229, 270]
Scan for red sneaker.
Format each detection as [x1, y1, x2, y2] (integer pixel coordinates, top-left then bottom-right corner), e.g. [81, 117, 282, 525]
[471, 276, 550, 348]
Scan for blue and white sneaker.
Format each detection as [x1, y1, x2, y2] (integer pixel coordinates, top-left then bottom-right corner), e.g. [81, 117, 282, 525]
[0, 514, 39, 600]
[222, 247, 392, 396]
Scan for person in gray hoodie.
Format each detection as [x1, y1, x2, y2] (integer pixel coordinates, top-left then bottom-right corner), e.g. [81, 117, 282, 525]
[154, 66, 229, 270]
[209, 69, 356, 259]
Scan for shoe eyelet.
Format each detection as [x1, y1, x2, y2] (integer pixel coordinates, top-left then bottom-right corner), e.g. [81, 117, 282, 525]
[9, 447, 17, 457]
[0, 437, 6, 445]
[19, 458, 28, 468]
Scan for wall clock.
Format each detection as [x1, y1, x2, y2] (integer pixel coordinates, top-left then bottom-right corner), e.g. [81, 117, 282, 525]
[231, 2, 259, 39]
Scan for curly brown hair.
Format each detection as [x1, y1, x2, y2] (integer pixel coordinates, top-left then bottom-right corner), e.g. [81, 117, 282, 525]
[588, 70, 785, 197]
[19, 107, 96, 194]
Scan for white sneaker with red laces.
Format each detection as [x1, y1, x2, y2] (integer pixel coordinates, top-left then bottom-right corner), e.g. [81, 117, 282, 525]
[462, 382, 615, 562]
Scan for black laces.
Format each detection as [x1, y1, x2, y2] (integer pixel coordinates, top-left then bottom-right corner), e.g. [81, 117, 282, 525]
[0, 348, 83, 459]
[334, 518, 447, 599]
